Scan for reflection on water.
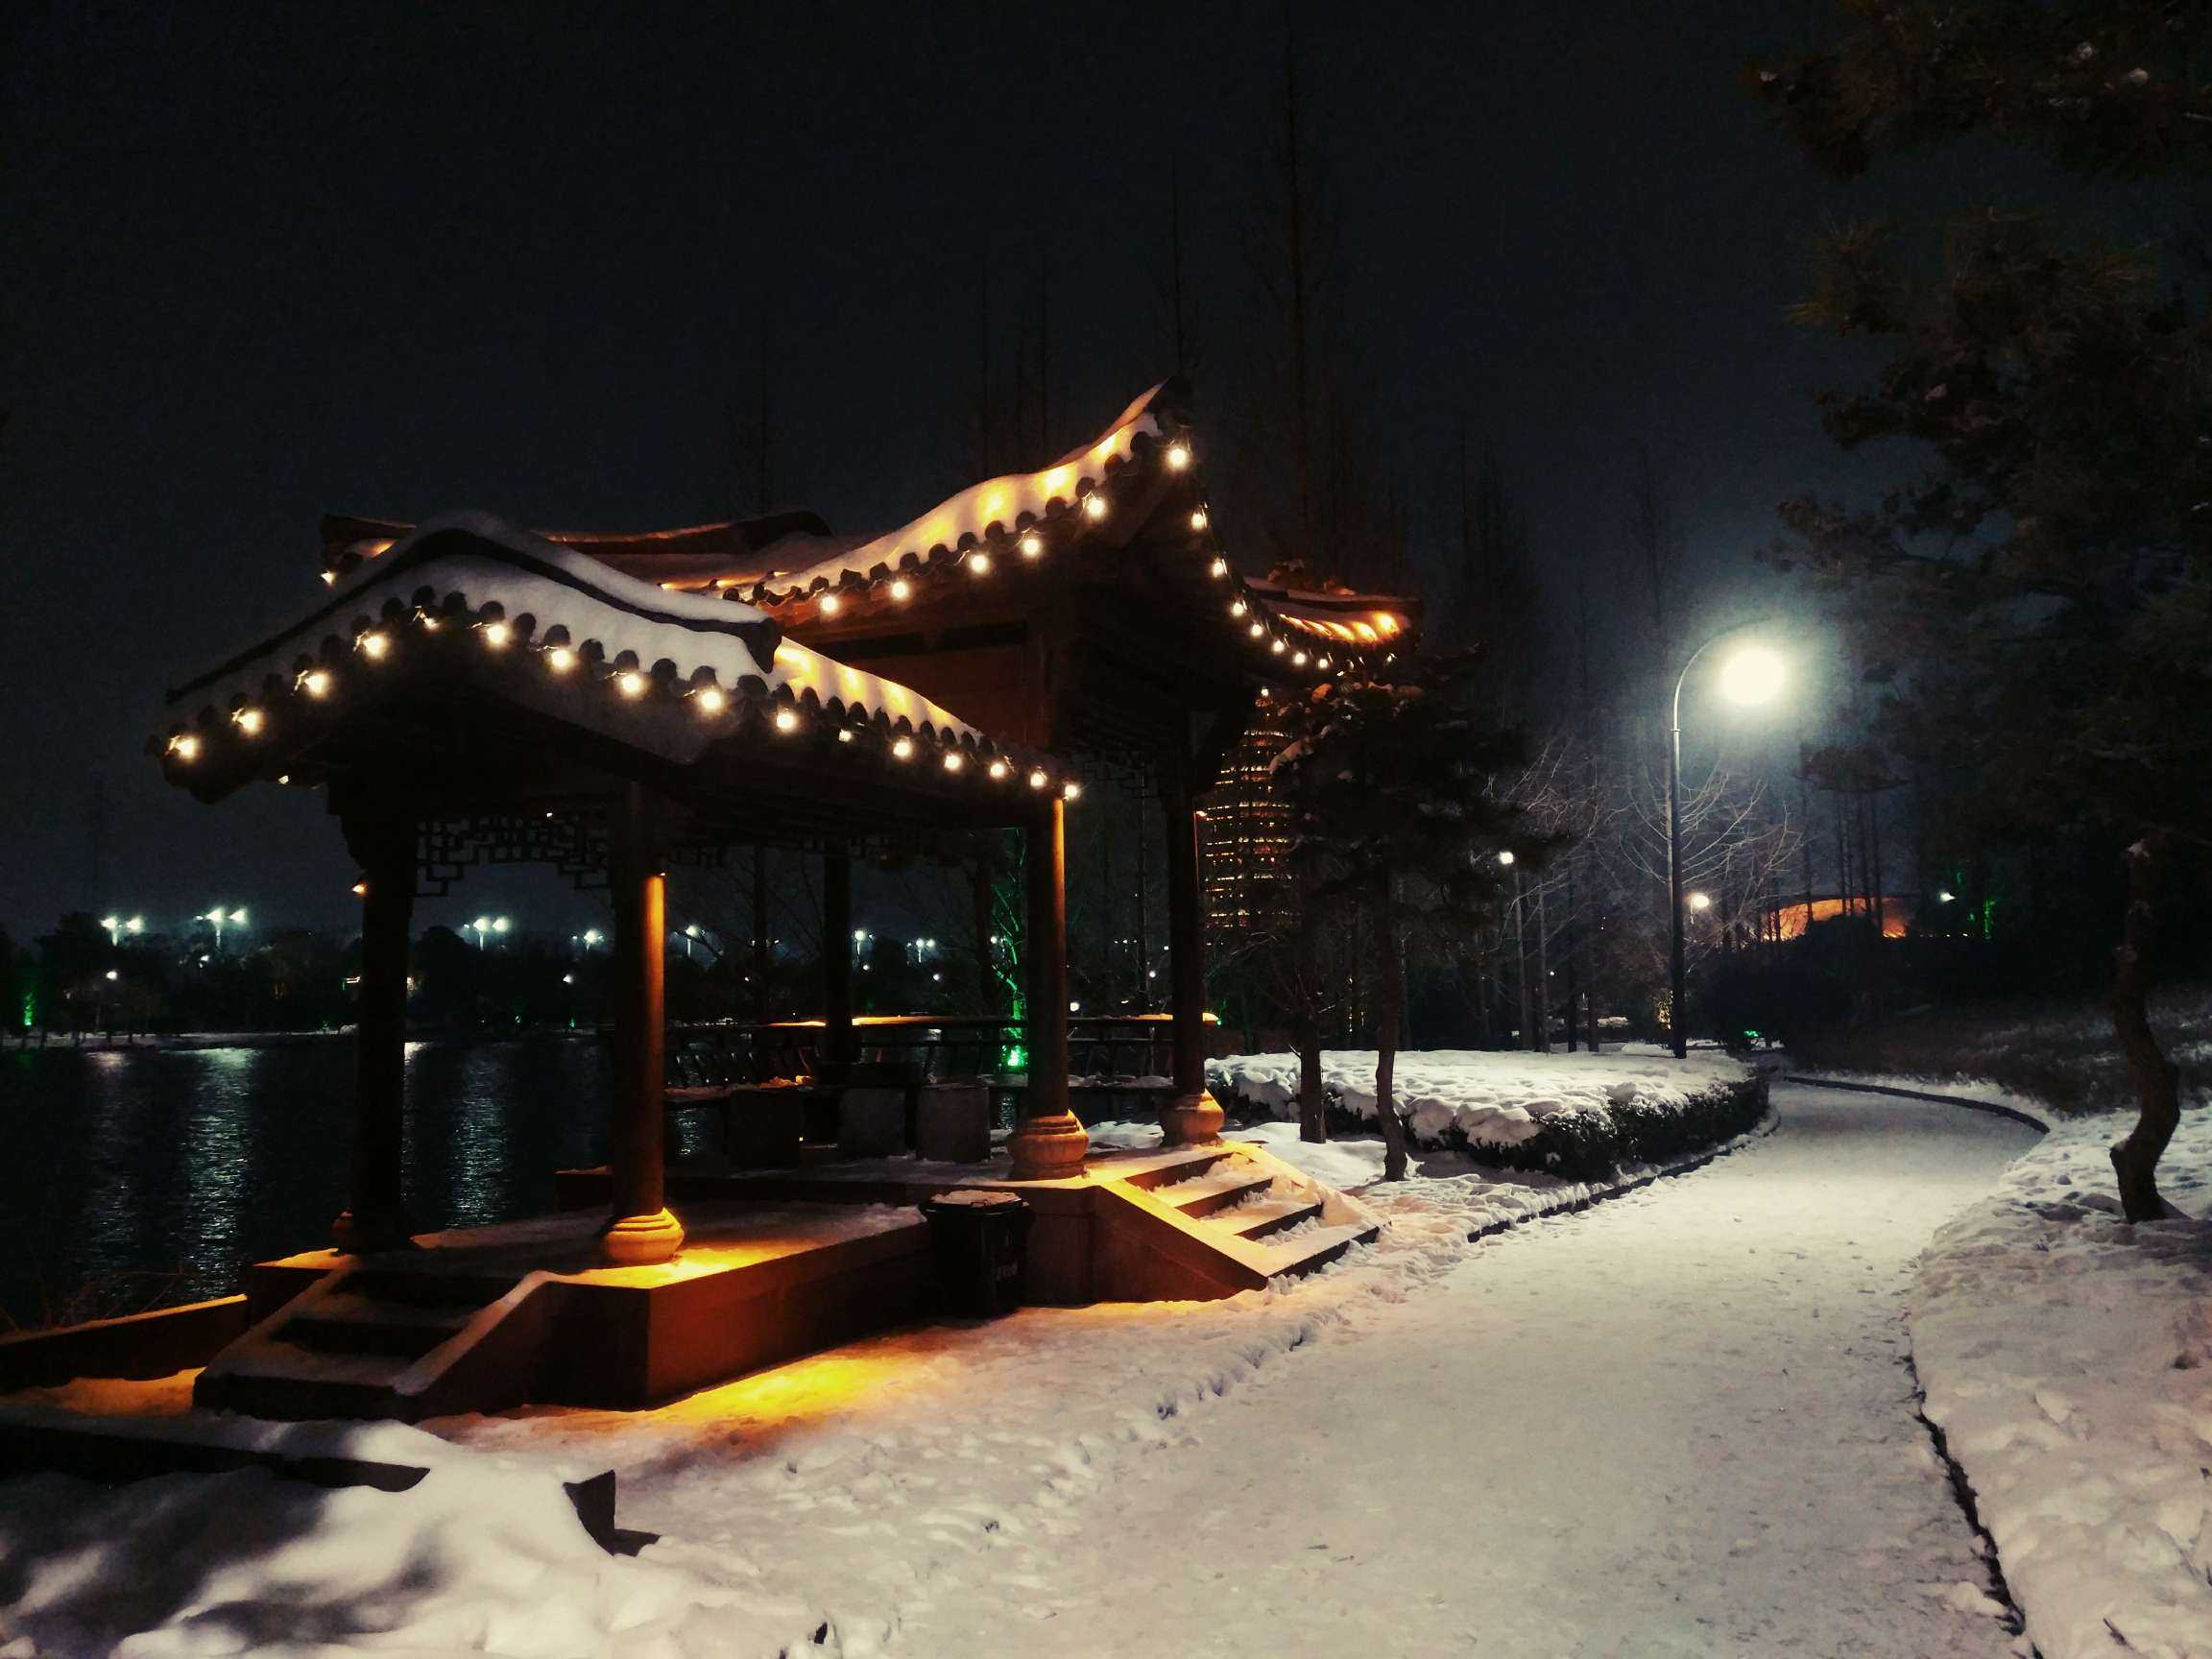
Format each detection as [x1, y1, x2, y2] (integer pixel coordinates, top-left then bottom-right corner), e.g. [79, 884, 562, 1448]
[0, 1037, 611, 1325]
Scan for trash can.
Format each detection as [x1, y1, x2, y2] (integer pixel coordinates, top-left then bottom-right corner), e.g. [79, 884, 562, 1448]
[919, 1190, 1034, 1317]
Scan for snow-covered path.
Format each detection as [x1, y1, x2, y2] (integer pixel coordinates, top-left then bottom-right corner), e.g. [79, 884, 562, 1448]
[894, 1083, 2036, 1658]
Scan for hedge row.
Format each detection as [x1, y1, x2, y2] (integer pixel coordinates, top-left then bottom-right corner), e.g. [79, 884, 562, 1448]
[1284, 1071, 1771, 1184]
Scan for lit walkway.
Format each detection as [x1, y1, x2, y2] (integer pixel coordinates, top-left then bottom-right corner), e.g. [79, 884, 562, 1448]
[893, 1083, 2036, 1658]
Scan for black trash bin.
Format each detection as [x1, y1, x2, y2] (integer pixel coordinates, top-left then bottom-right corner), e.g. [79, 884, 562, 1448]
[919, 1190, 1034, 1317]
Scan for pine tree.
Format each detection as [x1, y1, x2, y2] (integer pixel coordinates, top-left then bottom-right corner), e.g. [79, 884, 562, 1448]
[1273, 654, 1546, 1179]
[1755, 1, 2212, 1218]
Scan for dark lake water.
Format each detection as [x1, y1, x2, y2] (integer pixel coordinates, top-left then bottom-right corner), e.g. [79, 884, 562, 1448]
[0, 1037, 721, 1328]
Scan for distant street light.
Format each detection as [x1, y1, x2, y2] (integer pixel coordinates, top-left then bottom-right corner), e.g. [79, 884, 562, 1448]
[1496, 851, 1516, 867]
[469, 916, 511, 950]
[1687, 891, 1714, 913]
[1667, 625, 1788, 1059]
[203, 906, 248, 950]
[1937, 890, 1957, 904]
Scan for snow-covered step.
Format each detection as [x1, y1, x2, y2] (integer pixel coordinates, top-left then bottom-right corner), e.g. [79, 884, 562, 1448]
[1209, 1194, 1325, 1242]
[283, 1291, 477, 1359]
[1245, 1220, 1375, 1283]
[1151, 1164, 1276, 1219]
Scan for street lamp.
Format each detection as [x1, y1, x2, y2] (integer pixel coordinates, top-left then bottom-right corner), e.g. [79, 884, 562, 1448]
[1667, 627, 1787, 1059]
[203, 906, 248, 950]
[1687, 891, 1714, 913]
[470, 916, 510, 950]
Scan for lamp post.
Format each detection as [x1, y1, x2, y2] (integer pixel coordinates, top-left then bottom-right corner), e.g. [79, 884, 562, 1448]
[470, 916, 511, 951]
[1667, 628, 1787, 1059]
[203, 906, 248, 951]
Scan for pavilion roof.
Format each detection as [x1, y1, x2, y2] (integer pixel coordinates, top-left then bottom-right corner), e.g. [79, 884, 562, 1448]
[315, 382, 1420, 693]
[155, 514, 1075, 835]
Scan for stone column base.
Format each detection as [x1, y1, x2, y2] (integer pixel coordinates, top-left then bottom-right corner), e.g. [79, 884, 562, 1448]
[1006, 1111, 1089, 1180]
[599, 1206, 685, 1265]
[1159, 1091, 1225, 1147]
[331, 1209, 417, 1256]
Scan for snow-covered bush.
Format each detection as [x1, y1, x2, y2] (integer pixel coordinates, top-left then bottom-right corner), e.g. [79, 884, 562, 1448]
[1208, 1050, 1767, 1181]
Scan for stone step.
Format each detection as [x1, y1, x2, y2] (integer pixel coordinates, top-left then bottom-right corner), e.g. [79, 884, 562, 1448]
[349, 1267, 513, 1310]
[283, 1292, 476, 1359]
[195, 1335, 413, 1421]
[1149, 1164, 1277, 1219]
[1247, 1220, 1379, 1285]
[1113, 1147, 1233, 1192]
[1209, 1194, 1325, 1242]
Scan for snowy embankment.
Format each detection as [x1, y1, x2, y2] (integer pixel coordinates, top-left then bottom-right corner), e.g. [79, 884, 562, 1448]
[1907, 1103, 2212, 1659]
[1211, 1046, 1767, 1178]
[0, 1053, 1769, 1659]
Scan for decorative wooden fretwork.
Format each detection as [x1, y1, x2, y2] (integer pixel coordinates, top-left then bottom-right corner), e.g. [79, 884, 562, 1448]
[417, 813, 608, 895]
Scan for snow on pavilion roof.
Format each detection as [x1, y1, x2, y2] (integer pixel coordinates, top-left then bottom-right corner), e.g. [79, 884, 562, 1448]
[156, 513, 1076, 804]
[315, 382, 1419, 689]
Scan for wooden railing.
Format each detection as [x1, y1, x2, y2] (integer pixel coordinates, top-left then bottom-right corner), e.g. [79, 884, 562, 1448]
[665, 1013, 1208, 1092]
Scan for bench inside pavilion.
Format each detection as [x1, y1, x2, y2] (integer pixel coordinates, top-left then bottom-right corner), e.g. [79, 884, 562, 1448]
[149, 379, 1416, 1419]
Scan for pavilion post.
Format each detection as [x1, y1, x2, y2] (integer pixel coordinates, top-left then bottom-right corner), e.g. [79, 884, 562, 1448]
[600, 783, 685, 1265]
[333, 810, 416, 1254]
[1007, 794, 1086, 1179]
[822, 851, 854, 1070]
[1158, 751, 1222, 1145]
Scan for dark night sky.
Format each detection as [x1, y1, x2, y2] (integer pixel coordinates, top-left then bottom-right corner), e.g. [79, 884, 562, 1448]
[2, 1, 1995, 941]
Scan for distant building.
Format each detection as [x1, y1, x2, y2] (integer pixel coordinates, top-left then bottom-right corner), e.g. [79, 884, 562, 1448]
[1765, 895, 1912, 941]
[1201, 688, 1295, 936]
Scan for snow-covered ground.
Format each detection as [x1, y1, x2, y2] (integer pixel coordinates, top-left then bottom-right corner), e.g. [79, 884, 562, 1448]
[1907, 1105, 2212, 1659]
[0, 1078, 2039, 1657]
[1211, 1046, 1750, 1147]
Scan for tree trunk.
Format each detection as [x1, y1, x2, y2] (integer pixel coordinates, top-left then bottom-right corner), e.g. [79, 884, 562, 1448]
[2109, 834, 2180, 1222]
[1291, 854, 1328, 1141]
[1372, 878, 1408, 1182]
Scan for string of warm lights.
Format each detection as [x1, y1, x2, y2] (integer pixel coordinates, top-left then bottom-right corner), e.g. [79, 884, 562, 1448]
[156, 593, 1088, 805]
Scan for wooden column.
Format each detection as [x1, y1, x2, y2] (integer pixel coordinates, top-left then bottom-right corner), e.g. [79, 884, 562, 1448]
[1159, 753, 1223, 1145]
[1007, 794, 1086, 1179]
[822, 851, 853, 1070]
[600, 784, 684, 1265]
[333, 811, 416, 1253]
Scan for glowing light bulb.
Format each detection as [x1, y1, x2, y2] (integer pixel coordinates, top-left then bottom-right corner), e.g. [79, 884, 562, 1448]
[1230, 599, 1247, 617]
[1166, 441, 1191, 470]
[616, 670, 647, 698]
[1019, 533, 1044, 558]
[482, 620, 512, 649]
[1028, 768, 1048, 790]
[1270, 638, 1286, 654]
[989, 758, 1010, 780]
[773, 707, 799, 732]
[696, 685, 728, 715]
[889, 577, 912, 602]
[1210, 557, 1229, 578]
[1190, 508, 1209, 531]
[1063, 780, 1082, 800]
[320, 569, 337, 586]
[234, 707, 266, 735]
[1249, 622, 1264, 638]
[968, 551, 991, 575]
[1688, 891, 1714, 913]
[942, 751, 964, 771]
[1082, 493, 1108, 520]
[359, 631, 390, 660]
[819, 592, 841, 615]
[1498, 850, 1516, 867]
[170, 733, 201, 761]
[1292, 652, 1308, 666]
[892, 735, 915, 759]
[837, 728, 854, 743]
[546, 646, 577, 673]
[301, 668, 332, 697]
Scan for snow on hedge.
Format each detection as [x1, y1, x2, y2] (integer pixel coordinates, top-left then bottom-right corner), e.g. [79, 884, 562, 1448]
[1910, 1104, 2212, 1659]
[1210, 1047, 1752, 1148]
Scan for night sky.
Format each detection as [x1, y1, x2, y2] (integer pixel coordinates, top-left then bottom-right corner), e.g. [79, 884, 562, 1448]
[2, 1, 2001, 941]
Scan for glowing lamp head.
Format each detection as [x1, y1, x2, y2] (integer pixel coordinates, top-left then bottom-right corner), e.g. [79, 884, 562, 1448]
[1230, 598, 1247, 617]
[546, 645, 577, 674]
[1210, 557, 1229, 579]
[1292, 651, 1308, 666]
[989, 758, 1009, 780]
[770, 705, 799, 732]
[170, 733, 202, 761]
[888, 577, 912, 602]
[233, 708, 265, 735]
[1019, 533, 1044, 558]
[358, 630, 390, 661]
[942, 750, 964, 772]
[228, 907, 248, 925]
[1081, 493, 1107, 520]
[1165, 440, 1191, 470]
[1687, 891, 1714, 913]
[891, 735, 915, 760]
[482, 620, 512, 649]
[1062, 780, 1081, 800]
[818, 591, 842, 615]
[1190, 508, 1209, 532]
[1249, 622, 1264, 639]
[615, 670, 647, 699]
[1937, 889, 1957, 904]
[968, 551, 991, 575]
[837, 727, 854, 743]
[695, 685, 728, 715]
[1270, 638, 1286, 655]
[1028, 767, 1049, 791]
[1717, 642, 1787, 708]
